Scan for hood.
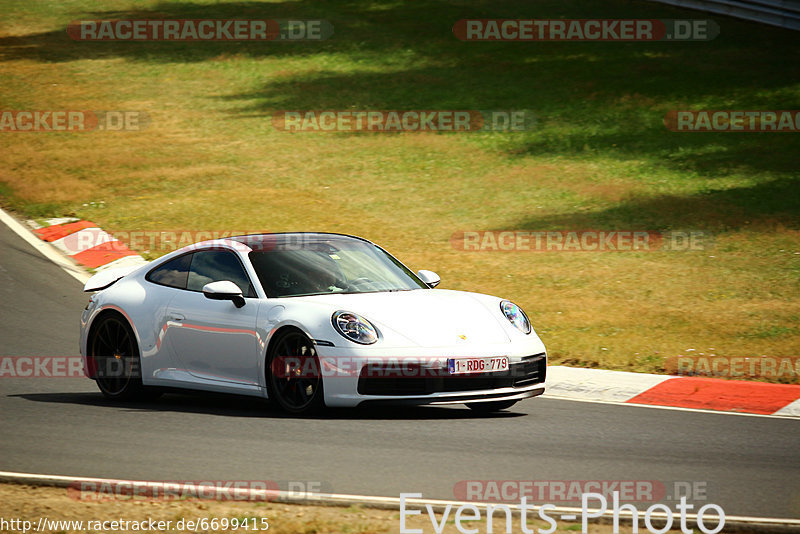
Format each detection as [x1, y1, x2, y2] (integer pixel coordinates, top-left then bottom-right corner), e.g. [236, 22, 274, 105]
[83, 263, 145, 292]
[296, 289, 511, 347]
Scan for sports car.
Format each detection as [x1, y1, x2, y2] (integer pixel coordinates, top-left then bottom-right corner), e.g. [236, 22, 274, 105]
[80, 233, 547, 414]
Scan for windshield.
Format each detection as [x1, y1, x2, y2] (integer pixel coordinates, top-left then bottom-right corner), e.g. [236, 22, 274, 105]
[246, 236, 428, 298]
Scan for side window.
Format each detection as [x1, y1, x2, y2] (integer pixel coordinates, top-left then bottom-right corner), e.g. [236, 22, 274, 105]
[146, 253, 192, 289]
[187, 250, 255, 297]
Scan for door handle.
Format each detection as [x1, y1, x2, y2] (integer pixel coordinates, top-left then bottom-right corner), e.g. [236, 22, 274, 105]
[169, 313, 185, 322]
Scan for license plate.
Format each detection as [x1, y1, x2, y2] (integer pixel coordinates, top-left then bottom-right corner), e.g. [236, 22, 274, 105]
[448, 357, 509, 375]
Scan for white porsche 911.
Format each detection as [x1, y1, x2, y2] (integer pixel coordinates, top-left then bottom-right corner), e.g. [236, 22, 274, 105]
[80, 233, 546, 414]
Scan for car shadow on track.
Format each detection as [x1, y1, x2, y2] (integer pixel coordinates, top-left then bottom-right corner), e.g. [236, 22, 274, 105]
[11, 391, 527, 420]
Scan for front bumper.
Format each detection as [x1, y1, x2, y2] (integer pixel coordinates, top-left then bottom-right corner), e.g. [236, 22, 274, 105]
[357, 352, 545, 396]
[316, 347, 547, 408]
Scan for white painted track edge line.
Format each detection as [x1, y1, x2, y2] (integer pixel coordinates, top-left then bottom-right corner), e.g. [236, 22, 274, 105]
[0, 471, 797, 528]
[0, 206, 90, 284]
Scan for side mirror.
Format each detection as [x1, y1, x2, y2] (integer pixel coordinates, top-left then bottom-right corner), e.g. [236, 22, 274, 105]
[202, 280, 245, 308]
[417, 270, 441, 288]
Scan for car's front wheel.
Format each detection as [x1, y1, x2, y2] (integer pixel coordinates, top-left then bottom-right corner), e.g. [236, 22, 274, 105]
[89, 313, 156, 400]
[466, 400, 518, 413]
[266, 329, 325, 414]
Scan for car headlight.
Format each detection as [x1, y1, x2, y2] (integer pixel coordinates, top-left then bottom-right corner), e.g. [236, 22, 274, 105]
[332, 311, 378, 344]
[500, 300, 531, 334]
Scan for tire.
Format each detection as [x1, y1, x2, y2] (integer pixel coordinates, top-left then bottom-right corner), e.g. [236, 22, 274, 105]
[466, 400, 518, 413]
[266, 329, 325, 414]
[89, 313, 158, 401]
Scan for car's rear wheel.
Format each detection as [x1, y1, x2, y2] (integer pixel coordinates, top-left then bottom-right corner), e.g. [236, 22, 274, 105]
[267, 329, 325, 414]
[466, 400, 518, 413]
[89, 313, 157, 400]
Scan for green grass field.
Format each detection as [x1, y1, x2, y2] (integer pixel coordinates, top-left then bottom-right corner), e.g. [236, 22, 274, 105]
[1, 0, 798, 380]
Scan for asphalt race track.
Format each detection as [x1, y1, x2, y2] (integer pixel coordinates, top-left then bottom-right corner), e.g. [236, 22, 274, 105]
[1, 220, 798, 520]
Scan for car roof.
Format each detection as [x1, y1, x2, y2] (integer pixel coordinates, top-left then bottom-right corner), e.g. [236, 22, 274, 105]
[229, 232, 374, 251]
[160, 232, 376, 259]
